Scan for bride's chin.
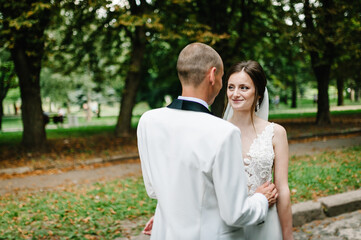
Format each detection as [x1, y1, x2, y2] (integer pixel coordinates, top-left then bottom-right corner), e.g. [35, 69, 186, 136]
[231, 106, 250, 113]
[231, 106, 243, 112]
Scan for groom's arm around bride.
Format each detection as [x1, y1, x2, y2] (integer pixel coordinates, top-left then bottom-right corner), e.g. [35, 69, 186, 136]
[137, 42, 277, 240]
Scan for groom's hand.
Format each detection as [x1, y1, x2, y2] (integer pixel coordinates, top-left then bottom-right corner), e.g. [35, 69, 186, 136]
[143, 216, 154, 235]
[255, 182, 278, 207]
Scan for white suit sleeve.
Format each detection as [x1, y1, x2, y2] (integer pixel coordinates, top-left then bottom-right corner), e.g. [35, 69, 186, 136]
[137, 116, 157, 199]
[212, 129, 268, 227]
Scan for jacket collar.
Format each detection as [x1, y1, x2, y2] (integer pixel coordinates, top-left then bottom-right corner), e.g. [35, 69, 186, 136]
[167, 99, 213, 115]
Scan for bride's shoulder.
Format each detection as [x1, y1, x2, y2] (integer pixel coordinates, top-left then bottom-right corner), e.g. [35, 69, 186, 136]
[271, 123, 287, 140]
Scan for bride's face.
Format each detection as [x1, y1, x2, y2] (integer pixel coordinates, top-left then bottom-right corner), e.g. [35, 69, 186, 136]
[227, 70, 256, 112]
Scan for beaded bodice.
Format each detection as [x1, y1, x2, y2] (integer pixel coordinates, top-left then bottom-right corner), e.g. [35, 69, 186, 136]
[243, 123, 275, 196]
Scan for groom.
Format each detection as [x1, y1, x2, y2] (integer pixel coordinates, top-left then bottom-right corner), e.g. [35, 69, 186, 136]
[137, 42, 277, 239]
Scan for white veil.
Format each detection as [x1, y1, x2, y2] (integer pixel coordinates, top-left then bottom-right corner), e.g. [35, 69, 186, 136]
[223, 88, 269, 121]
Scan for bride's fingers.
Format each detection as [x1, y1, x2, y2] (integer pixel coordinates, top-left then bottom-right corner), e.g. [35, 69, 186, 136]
[269, 195, 276, 202]
[271, 187, 278, 197]
[267, 192, 278, 203]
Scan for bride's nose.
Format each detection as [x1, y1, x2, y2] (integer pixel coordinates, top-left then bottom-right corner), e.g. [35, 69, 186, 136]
[234, 88, 241, 97]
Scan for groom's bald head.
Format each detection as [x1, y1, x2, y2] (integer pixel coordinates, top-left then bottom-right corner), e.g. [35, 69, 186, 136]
[177, 43, 223, 87]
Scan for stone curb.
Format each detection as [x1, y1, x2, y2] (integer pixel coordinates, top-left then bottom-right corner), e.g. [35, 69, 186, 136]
[292, 189, 361, 226]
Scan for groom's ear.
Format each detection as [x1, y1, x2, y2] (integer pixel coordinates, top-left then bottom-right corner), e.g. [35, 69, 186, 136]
[208, 67, 217, 86]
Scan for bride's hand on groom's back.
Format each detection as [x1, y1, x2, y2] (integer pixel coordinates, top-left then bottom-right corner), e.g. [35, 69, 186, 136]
[255, 182, 278, 207]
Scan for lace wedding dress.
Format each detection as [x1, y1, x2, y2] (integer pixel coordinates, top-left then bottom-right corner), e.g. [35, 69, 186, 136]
[243, 123, 282, 240]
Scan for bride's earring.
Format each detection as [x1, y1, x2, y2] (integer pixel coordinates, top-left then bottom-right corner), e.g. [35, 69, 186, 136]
[256, 100, 260, 112]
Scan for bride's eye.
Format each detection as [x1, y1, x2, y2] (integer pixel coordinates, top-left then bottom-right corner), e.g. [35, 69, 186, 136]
[240, 86, 249, 90]
[228, 85, 234, 90]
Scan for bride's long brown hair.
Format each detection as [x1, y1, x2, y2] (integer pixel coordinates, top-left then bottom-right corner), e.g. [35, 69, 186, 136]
[224, 60, 267, 125]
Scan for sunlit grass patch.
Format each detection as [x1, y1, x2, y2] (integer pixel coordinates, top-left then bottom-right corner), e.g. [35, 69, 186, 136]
[0, 178, 156, 239]
[289, 146, 361, 203]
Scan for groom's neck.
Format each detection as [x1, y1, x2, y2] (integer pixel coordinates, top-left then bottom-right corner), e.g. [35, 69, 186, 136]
[181, 86, 210, 105]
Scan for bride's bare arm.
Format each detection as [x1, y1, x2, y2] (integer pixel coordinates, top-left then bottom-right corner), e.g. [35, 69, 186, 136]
[273, 124, 294, 240]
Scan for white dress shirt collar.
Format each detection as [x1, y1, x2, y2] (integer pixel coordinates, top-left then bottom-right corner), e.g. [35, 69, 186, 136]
[177, 96, 209, 109]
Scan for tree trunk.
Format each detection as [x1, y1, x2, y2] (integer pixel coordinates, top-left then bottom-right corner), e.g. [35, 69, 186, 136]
[336, 76, 344, 106]
[0, 79, 8, 131]
[115, 26, 146, 137]
[303, 0, 334, 125]
[66, 100, 71, 115]
[0, 99, 3, 116]
[11, 44, 46, 150]
[14, 102, 18, 115]
[97, 103, 101, 118]
[291, 78, 297, 108]
[314, 65, 331, 124]
[86, 88, 92, 122]
[0, 102, 3, 131]
[355, 76, 361, 102]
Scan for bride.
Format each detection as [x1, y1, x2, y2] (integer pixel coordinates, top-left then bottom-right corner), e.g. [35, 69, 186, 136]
[223, 60, 294, 240]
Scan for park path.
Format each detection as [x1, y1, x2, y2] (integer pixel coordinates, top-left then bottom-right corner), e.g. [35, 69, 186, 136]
[289, 135, 361, 156]
[0, 135, 360, 195]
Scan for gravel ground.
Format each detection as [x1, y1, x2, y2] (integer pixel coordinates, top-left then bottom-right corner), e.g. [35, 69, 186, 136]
[293, 210, 361, 240]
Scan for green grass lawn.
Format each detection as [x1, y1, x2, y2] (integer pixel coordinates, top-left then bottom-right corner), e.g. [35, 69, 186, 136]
[1, 146, 360, 239]
[269, 98, 361, 111]
[0, 116, 141, 146]
[289, 145, 360, 202]
[269, 108, 361, 120]
[0, 178, 156, 239]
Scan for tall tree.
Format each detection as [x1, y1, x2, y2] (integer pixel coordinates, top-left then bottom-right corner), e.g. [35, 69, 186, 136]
[332, 0, 361, 106]
[0, 1, 53, 149]
[113, 0, 225, 135]
[301, 0, 339, 124]
[114, 1, 149, 136]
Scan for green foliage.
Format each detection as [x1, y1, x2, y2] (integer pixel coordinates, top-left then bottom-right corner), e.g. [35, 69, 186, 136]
[3, 88, 20, 103]
[1, 0, 361, 145]
[0, 50, 18, 123]
[0, 1, 53, 57]
[0, 50, 18, 90]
